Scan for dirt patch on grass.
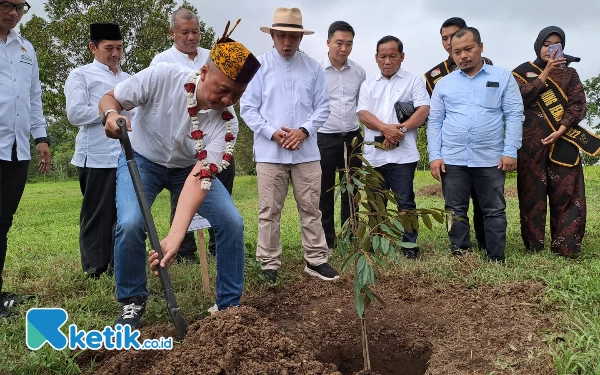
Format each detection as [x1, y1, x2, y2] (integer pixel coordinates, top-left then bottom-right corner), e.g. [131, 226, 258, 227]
[82, 270, 553, 374]
[504, 186, 518, 198]
[416, 184, 444, 197]
[417, 184, 518, 199]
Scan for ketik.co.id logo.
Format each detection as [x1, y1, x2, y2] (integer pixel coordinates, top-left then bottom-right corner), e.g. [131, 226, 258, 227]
[26, 308, 173, 350]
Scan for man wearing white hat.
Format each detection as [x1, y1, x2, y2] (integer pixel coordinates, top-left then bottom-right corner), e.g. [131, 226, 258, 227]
[241, 7, 339, 283]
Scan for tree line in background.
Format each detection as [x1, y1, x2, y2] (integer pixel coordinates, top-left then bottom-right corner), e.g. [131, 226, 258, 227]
[20, 0, 600, 180]
[20, 0, 219, 180]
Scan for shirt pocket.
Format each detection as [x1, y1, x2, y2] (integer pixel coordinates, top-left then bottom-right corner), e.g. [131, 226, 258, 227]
[295, 79, 315, 106]
[479, 86, 502, 109]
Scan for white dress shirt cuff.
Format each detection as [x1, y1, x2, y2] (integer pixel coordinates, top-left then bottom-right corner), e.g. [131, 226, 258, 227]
[300, 122, 315, 136]
[30, 127, 48, 139]
[263, 125, 279, 141]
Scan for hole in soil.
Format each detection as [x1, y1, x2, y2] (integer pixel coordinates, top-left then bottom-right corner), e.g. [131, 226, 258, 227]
[318, 335, 431, 375]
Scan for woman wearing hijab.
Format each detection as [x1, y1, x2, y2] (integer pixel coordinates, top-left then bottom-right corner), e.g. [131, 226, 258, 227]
[512, 26, 588, 256]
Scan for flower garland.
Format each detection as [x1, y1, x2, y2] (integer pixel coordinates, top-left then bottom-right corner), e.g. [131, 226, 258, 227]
[184, 72, 235, 190]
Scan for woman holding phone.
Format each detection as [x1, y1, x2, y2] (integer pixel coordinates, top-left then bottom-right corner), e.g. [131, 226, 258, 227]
[512, 26, 587, 256]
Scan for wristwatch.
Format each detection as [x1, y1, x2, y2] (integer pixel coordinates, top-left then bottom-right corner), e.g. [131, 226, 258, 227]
[400, 126, 408, 134]
[101, 109, 119, 126]
[299, 127, 309, 136]
[34, 137, 51, 147]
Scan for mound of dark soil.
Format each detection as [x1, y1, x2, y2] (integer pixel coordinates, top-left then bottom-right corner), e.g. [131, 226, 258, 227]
[87, 306, 339, 375]
[81, 271, 553, 374]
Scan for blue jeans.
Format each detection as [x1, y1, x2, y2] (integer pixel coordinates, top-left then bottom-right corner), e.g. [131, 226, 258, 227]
[374, 162, 418, 244]
[114, 151, 244, 309]
[441, 165, 506, 260]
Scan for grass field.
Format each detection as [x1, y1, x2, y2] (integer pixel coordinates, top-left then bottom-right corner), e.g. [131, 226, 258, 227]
[1, 167, 600, 374]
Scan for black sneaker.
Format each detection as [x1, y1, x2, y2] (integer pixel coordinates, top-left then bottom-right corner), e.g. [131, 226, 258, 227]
[304, 262, 340, 281]
[483, 256, 505, 264]
[114, 296, 146, 329]
[402, 247, 419, 260]
[262, 269, 277, 283]
[0, 305, 14, 318]
[450, 245, 472, 256]
[0, 292, 35, 308]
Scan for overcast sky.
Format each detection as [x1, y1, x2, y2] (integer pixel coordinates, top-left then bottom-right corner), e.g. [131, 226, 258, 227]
[21, 0, 600, 83]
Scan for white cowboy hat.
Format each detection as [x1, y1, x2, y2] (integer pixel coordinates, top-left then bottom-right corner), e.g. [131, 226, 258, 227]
[260, 7, 314, 35]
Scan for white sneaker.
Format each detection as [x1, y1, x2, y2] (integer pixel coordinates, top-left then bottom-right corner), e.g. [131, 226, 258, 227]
[207, 303, 218, 315]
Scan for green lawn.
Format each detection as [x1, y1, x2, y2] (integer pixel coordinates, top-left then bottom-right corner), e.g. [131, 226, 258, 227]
[1, 167, 600, 374]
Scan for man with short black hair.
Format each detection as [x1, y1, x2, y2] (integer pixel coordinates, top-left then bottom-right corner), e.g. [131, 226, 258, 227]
[427, 27, 524, 262]
[66, 23, 132, 279]
[318, 21, 366, 251]
[0, 0, 50, 318]
[424, 17, 494, 250]
[358, 35, 430, 259]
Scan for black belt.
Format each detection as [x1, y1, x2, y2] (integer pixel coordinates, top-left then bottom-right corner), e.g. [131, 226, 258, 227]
[318, 130, 361, 138]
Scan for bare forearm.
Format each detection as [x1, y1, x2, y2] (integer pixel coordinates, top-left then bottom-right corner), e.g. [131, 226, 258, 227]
[170, 165, 208, 243]
[358, 110, 387, 131]
[402, 106, 430, 130]
[98, 91, 124, 116]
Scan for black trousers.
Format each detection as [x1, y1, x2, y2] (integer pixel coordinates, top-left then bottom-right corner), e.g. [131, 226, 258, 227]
[317, 131, 363, 248]
[375, 162, 418, 244]
[77, 165, 117, 275]
[170, 155, 235, 255]
[471, 186, 486, 248]
[0, 144, 29, 293]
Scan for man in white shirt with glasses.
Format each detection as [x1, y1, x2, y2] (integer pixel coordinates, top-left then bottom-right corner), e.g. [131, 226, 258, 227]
[0, 0, 50, 318]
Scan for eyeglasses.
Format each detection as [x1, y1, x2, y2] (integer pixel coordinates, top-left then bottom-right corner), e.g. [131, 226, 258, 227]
[0, 1, 30, 15]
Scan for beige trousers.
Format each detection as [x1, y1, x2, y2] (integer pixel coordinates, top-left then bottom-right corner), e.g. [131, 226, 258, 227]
[256, 161, 330, 270]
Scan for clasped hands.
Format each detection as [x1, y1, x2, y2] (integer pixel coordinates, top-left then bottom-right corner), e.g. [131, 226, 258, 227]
[272, 126, 307, 151]
[381, 124, 406, 149]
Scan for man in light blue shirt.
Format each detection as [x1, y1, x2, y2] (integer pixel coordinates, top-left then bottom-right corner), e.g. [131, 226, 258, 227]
[427, 27, 524, 262]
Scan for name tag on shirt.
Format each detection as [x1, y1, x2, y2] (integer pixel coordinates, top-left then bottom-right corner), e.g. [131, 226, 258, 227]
[486, 81, 499, 88]
[19, 46, 33, 65]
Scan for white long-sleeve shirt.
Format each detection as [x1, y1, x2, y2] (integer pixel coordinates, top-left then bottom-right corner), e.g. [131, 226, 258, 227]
[150, 45, 210, 70]
[319, 55, 366, 134]
[113, 63, 238, 168]
[240, 49, 330, 164]
[65, 59, 132, 168]
[0, 29, 47, 161]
